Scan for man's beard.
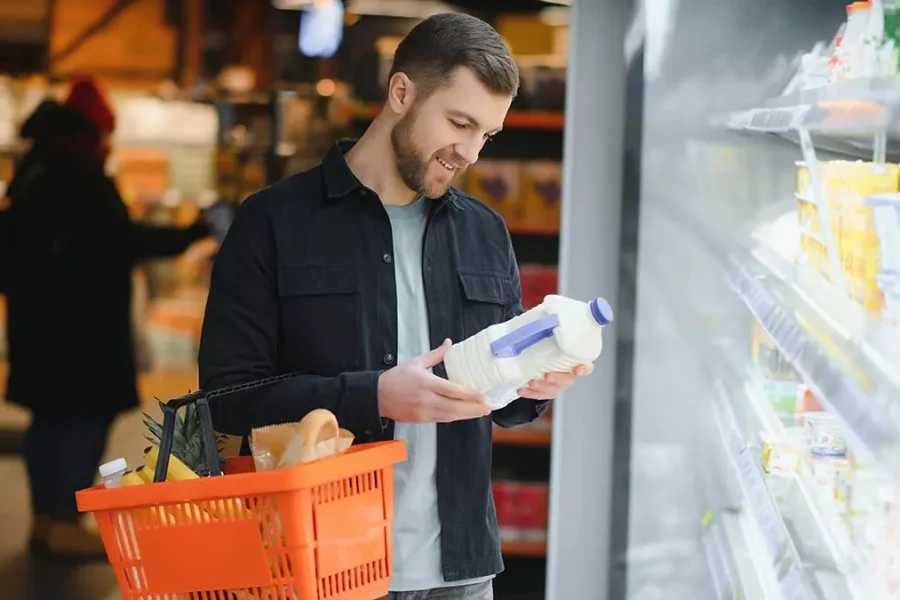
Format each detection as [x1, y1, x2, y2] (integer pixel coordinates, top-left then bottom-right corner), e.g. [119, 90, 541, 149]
[390, 109, 447, 200]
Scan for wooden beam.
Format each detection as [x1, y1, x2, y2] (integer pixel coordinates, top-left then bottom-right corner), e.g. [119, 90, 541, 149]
[180, 0, 205, 88]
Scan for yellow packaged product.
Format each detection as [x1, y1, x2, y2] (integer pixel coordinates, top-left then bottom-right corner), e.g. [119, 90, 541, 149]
[761, 436, 801, 478]
[466, 160, 522, 222]
[796, 161, 811, 197]
[521, 161, 562, 226]
[840, 162, 899, 312]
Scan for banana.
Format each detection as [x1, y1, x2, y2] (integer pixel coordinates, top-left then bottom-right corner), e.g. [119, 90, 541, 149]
[135, 465, 154, 484]
[122, 470, 146, 486]
[140, 446, 250, 521]
[143, 445, 199, 481]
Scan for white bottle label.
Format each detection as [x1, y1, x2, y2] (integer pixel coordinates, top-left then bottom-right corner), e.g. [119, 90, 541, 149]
[484, 382, 521, 410]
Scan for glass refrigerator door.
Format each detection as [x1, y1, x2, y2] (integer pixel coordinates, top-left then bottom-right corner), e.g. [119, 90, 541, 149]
[548, 0, 900, 599]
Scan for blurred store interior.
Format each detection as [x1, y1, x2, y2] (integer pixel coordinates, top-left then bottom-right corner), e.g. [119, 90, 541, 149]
[0, 1, 571, 598]
[3, 0, 900, 599]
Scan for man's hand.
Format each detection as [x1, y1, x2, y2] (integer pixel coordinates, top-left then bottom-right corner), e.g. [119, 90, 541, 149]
[517, 363, 593, 401]
[378, 339, 491, 423]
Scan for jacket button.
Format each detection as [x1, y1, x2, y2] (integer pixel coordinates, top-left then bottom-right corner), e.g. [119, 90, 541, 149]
[382, 253, 392, 264]
[383, 353, 395, 365]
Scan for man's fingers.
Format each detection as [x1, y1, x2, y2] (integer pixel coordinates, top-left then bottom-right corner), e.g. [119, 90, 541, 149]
[574, 363, 594, 376]
[431, 394, 491, 420]
[518, 373, 570, 400]
[416, 338, 452, 368]
[517, 386, 545, 400]
[428, 375, 486, 403]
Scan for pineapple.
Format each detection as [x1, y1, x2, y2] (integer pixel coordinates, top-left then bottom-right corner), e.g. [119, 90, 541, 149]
[142, 399, 227, 477]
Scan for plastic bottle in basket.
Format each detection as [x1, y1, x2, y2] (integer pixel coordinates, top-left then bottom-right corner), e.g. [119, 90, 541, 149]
[444, 294, 613, 410]
[99, 458, 128, 488]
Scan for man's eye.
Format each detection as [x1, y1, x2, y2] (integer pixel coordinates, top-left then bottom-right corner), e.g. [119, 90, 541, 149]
[451, 120, 468, 129]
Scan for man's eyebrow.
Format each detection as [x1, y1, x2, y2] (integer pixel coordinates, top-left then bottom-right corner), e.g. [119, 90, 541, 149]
[448, 109, 503, 135]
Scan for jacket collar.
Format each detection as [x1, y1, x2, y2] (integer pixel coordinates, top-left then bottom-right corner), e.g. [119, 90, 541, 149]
[322, 139, 462, 210]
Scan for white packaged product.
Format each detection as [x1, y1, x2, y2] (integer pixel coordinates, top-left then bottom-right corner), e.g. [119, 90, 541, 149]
[876, 270, 900, 324]
[866, 193, 900, 272]
[444, 294, 613, 410]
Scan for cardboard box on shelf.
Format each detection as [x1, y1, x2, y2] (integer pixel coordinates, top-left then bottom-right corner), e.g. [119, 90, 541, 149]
[521, 161, 562, 226]
[466, 160, 522, 222]
[519, 264, 557, 310]
[493, 479, 520, 541]
[515, 482, 549, 542]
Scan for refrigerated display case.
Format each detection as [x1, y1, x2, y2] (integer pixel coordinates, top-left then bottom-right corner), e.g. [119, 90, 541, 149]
[549, 0, 900, 599]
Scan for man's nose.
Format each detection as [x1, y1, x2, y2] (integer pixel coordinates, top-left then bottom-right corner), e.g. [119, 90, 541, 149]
[455, 139, 481, 166]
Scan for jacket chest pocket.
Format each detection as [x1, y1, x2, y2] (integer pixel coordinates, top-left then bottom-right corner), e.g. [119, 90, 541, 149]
[458, 269, 517, 339]
[277, 264, 360, 374]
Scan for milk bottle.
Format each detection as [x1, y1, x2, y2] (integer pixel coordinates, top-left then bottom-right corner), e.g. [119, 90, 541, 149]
[444, 295, 613, 410]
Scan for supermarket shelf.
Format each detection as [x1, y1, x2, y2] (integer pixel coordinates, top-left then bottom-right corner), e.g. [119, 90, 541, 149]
[658, 197, 900, 484]
[732, 209, 900, 478]
[702, 510, 775, 600]
[501, 541, 546, 558]
[737, 365, 865, 598]
[492, 426, 551, 447]
[353, 104, 565, 130]
[506, 221, 560, 236]
[711, 379, 815, 600]
[723, 77, 900, 136]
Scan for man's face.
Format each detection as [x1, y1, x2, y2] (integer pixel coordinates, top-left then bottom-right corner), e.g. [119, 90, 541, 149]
[391, 67, 512, 199]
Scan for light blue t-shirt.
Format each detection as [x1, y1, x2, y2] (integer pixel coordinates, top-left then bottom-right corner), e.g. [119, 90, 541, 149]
[385, 198, 492, 592]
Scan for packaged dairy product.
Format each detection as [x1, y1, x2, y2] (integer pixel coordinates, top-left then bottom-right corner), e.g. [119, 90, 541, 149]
[866, 193, 900, 272]
[805, 413, 848, 458]
[878, 270, 900, 324]
[444, 294, 613, 410]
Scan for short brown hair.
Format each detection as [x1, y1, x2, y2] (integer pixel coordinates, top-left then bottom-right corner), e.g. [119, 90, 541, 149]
[389, 13, 519, 100]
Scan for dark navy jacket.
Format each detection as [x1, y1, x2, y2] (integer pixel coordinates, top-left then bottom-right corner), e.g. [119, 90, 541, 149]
[198, 140, 550, 582]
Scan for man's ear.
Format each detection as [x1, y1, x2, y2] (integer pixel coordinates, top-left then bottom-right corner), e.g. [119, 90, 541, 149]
[387, 72, 416, 116]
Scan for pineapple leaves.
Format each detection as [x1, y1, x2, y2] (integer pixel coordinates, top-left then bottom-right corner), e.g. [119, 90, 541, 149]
[141, 394, 228, 476]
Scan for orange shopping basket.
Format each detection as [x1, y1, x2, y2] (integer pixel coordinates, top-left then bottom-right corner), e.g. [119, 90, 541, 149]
[76, 376, 407, 600]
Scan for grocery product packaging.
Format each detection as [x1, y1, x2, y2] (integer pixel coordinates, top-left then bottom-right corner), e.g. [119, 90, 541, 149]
[515, 482, 550, 542]
[445, 294, 613, 410]
[800, 160, 900, 313]
[466, 160, 522, 222]
[492, 478, 520, 541]
[521, 161, 562, 225]
[752, 322, 799, 419]
[804, 413, 847, 458]
[518, 264, 558, 310]
[250, 409, 354, 469]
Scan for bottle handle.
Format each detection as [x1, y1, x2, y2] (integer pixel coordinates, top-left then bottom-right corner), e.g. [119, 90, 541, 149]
[490, 314, 560, 358]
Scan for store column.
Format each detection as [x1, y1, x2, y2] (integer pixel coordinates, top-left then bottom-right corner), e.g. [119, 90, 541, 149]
[546, 1, 631, 599]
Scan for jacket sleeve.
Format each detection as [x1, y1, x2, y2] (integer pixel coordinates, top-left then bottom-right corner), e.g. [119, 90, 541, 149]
[125, 220, 208, 261]
[102, 178, 209, 260]
[197, 192, 384, 438]
[491, 230, 552, 428]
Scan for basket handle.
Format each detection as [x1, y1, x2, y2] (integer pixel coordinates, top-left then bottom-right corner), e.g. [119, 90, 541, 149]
[152, 372, 307, 483]
[154, 391, 221, 483]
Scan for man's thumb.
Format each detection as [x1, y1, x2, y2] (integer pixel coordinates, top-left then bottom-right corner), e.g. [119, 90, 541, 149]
[419, 338, 452, 368]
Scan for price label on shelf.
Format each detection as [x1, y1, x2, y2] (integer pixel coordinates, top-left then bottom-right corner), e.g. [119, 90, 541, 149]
[779, 564, 813, 600]
[734, 447, 785, 559]
[702, 527, 728, 600]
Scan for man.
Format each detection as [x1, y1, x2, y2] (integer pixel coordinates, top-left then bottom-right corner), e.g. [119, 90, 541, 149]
[4, 75, 210, 556]
[199, 13, 592, 599]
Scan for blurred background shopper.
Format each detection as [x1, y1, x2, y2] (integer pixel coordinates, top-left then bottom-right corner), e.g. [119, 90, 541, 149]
[1, 75, 211, 557]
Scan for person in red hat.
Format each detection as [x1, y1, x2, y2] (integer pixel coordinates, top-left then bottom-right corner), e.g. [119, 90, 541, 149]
[1, 75, 212, 557]
[60, 74, 117, 164]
